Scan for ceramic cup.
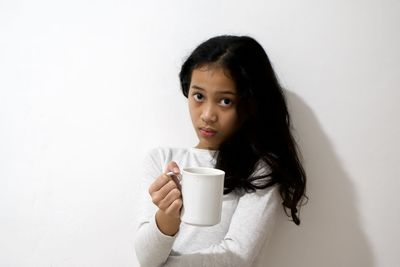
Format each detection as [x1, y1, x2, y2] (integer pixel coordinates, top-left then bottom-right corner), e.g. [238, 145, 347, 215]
[167, 167, 225, 226]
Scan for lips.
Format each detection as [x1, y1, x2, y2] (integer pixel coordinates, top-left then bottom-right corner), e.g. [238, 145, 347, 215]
[199, 127, 217, 137]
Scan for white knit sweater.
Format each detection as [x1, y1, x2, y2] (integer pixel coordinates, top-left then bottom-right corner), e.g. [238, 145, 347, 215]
[134, 147, 280, 267]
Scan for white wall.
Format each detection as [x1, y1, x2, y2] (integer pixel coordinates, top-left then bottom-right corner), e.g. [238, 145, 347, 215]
[1, 0, 399, 266]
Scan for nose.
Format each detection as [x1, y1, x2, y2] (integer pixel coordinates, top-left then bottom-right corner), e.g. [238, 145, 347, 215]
[200, 102, 217, 124]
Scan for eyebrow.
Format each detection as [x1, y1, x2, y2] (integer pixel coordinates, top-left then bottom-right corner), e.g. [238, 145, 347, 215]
[190, 85, 237, 95]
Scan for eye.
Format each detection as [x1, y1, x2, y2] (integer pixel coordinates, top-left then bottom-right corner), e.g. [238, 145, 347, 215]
[219, 98, 233, 107]
[193, 93, 204, 102]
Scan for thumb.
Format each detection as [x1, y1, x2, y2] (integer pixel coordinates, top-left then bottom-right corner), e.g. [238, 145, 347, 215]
[164, 161, 180, 174]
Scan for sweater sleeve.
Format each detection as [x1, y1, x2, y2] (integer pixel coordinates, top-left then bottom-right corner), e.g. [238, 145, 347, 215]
[134, 148, 177, 267]
[135, 150, 281, 267]
[163, 185, 281, 267]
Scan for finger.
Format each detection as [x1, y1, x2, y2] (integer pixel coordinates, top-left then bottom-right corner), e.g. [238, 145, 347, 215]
[148, 173, 171, 193]
[150, 179, 179, 206]
[154, 179, 179, 202]
[166, 172, 181, 189]
[165, 198, 183, 217]
[164, 161, 180, 175]
[158, 188, 181, 210]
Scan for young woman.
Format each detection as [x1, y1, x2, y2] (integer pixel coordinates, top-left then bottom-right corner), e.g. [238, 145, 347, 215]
[134, 35, 307, 267]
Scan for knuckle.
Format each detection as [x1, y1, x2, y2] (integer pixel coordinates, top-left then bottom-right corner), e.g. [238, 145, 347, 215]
[158, 201, 167, 211]
[151, 194, 161, 205]
[171, 188, 181, 197]
[149, 185, 156, 194]
[173, 198, 182, 208]
[167, 180, 177, 188]
[160, 174, 169, 183]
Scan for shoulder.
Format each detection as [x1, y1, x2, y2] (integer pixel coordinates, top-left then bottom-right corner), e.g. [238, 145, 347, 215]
[236, 184, 281, 212]
[141, 147, 187, 180]
[144, 146, 191, 163]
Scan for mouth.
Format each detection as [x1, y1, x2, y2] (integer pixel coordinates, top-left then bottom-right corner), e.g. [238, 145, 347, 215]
[199, 127, 217, 137]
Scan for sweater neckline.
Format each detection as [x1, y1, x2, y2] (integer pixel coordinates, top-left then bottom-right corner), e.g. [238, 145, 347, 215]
[189, 147, 219, 155]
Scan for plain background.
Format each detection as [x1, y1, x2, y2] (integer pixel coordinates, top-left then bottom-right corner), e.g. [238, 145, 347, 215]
[1, 0, 399, 266]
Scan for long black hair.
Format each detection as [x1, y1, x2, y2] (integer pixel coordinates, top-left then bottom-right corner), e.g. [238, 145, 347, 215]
[179, 35, 307, 225]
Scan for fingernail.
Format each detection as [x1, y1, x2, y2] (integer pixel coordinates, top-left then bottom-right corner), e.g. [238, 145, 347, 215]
[173, 167, 180, 173]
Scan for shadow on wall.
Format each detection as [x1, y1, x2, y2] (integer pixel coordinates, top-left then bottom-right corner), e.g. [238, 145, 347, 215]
[254, 91, 375, 267]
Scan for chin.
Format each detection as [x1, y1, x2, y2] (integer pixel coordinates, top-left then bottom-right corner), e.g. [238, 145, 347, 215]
[198, 141, 219, 150]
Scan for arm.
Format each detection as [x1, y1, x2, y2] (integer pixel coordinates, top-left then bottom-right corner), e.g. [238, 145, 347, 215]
[134, 149, 182, 267]
[163, 185, 281, 267]
[134, 213, 176, 267]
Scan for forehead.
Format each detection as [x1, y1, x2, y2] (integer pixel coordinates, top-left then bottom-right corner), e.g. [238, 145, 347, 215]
[190, 66, 236, 94]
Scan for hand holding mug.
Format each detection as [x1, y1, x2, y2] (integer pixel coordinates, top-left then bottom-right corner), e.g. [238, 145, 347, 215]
[149, 161, 225, 231]
[148, 161, 182, 219]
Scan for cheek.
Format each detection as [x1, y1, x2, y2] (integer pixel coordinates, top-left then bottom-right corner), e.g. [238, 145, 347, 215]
[188, 102, 199, 120]
[223, 111, 239, 132]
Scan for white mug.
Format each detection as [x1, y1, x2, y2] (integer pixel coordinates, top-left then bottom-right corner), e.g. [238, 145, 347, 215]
[167, 167, 225, 226]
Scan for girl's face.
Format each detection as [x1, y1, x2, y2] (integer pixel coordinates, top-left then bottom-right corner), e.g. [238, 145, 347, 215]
[188, 66, 240, 150]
